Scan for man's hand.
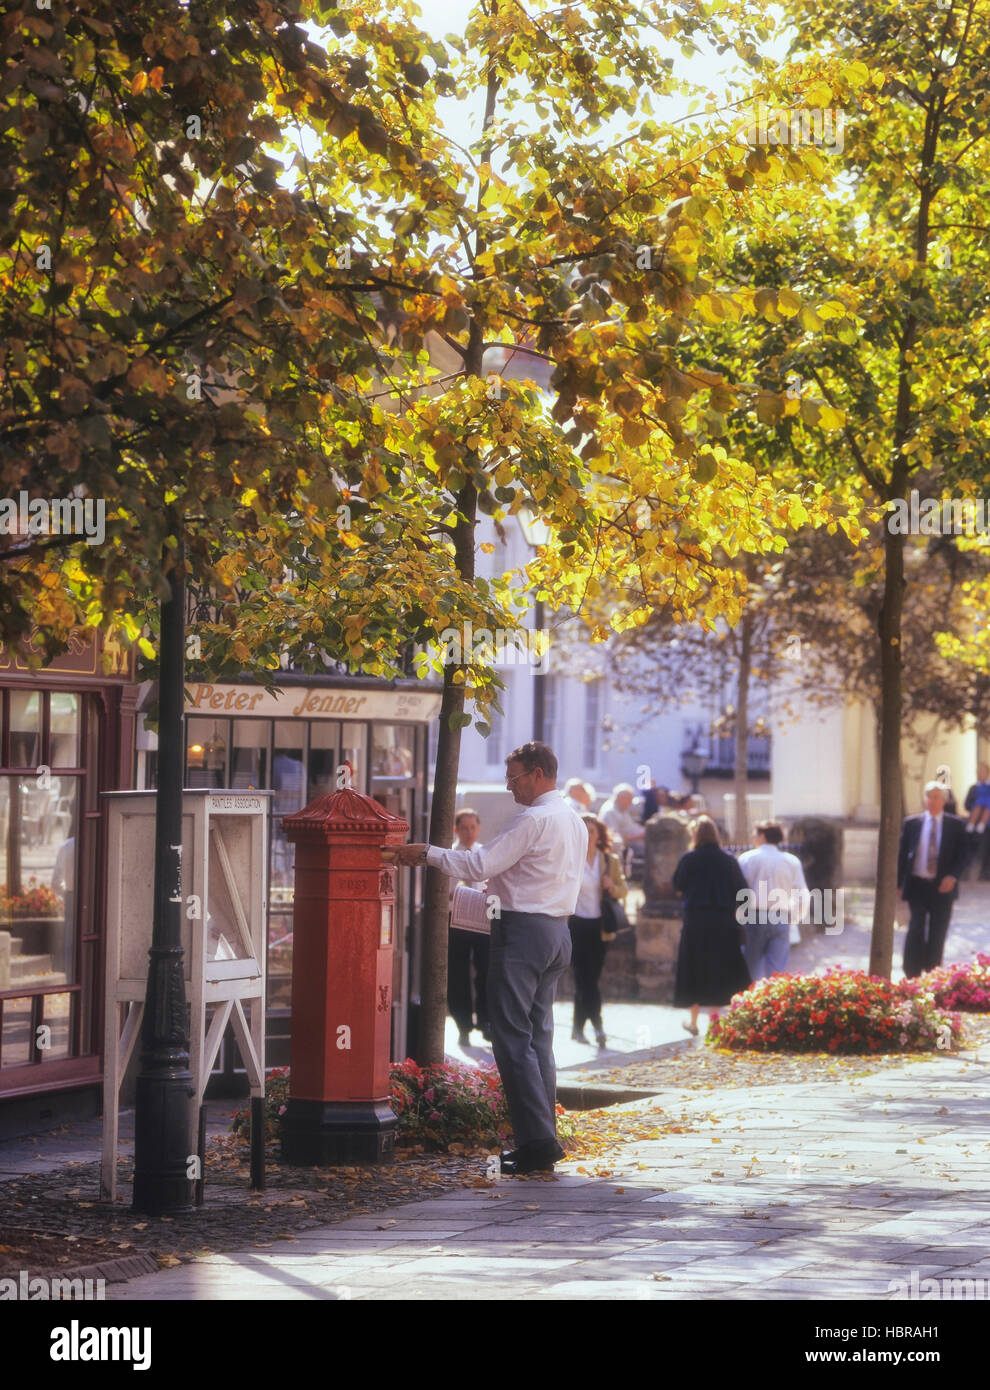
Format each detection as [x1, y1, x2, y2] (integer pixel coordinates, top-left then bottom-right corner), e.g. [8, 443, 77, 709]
[384, 843, 429, 867]
[938, 875, 957, 894]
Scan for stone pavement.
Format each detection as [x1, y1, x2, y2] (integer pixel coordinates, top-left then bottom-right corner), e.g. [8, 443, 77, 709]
[107, 1043, 990, 1301]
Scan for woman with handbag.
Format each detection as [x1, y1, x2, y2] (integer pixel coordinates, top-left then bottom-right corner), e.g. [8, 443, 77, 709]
[568, 814, 628, 1048]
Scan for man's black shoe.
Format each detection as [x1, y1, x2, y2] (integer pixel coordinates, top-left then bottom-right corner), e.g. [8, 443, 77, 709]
[499, 1139, 566, 1174]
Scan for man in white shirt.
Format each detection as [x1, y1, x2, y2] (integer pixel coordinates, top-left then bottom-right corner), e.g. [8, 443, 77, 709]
[562, 778, 593, 815]
[391, 741, 586, 1174]
[599, 783, 646, 851]
[738, 822, 809, 979]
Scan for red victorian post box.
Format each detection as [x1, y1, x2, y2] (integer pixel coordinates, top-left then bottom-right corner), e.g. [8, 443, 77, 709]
[279, 787, 409, 1165]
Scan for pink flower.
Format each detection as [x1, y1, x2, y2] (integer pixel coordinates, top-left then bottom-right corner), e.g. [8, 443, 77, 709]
[424, 1087, 435, 1102]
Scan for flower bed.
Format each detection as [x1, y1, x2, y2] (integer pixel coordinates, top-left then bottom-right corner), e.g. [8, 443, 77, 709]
[390, 1059, 511, 1149]
[708, 968, 961, 1053]
[232, 1059, 529, 1152]
[901, 954, 990, 1012]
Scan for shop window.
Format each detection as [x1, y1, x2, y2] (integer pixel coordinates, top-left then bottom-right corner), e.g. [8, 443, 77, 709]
[39, 991, 72, 1063]
[0, 774, 77, 989]
[0, 996, 32, 1068]
[0, 686, 95, 1077]
[186, 717, 228, 788]
[371, 725, 416, 819]
[308, 720, 341, 798]
[50, 693, 80, 768]
[9, 691, 41, 767]
[232, 719, 268, 790]
[372, 725, 415, 781]
[340, 724, 366, 794]
[271, 721, 305, 892]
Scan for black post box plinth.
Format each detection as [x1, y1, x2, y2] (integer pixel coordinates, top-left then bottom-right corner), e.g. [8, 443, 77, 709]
[280, 1098, 397, 1166]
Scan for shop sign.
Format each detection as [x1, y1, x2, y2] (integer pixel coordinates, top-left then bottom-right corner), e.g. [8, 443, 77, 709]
[185, 682, 442, 722]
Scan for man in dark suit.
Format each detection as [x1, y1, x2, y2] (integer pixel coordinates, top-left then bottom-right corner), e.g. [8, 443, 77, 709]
[897, 781, 968, 978]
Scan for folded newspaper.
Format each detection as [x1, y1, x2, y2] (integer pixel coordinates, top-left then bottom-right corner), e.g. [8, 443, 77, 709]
[450, 884, 491, 935]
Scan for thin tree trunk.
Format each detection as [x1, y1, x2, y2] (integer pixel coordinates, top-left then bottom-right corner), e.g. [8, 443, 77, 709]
[413, 35, 499, 1064]
[415, 479, 477, 1065]
[871, 520, 905, 976]
[733, 607, 753, 846]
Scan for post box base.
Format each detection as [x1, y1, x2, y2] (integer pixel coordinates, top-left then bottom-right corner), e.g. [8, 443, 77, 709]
[280, 1098, 398, 1166]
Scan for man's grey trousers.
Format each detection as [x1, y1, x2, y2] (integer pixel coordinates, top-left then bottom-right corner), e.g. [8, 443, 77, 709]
[488, 909, 571, 1148]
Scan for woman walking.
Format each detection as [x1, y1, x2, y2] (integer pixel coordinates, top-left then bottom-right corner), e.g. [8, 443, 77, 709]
[673, 816, 751, 1036]
[569, 814, 628, 1048]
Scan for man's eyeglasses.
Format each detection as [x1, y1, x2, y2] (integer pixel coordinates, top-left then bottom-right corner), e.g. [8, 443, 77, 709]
[506, 770, 530, 786]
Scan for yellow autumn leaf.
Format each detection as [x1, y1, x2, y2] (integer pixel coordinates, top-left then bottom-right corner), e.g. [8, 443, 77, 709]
[777, 287, 802, 317]
[819, 404, 845, 430]
[844, 60, 870, 89]
[131, 70, 149, 95]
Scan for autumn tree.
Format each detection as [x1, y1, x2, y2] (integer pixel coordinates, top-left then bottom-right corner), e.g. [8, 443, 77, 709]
[2, 0, 864, 1061]
[685, 0, 990, 973]
[294, 0, 869, 1059]
[0, 0, 512, 681]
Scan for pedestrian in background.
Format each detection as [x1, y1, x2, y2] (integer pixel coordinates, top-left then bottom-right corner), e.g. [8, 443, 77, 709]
[447, 807, 490, 1047]
[568, 814, 627, 1049]
[738, 821, 808, 980]
[563, 778, 594, 814]
[672, 816, 751, 1036]
[897, 781, 967, 977]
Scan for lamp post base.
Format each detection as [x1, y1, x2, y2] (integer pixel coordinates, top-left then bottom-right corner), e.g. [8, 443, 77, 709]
[132, 1070, 196, 1214]
[280, 1098, 397, 1166]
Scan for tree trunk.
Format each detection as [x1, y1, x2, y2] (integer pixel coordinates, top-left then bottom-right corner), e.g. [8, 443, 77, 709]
[869, 108, 934, 971]
[414, 482, 477, 1065]
[733, 607, 753, 846]
[414, 36, 498, 1064]
[870, 520, 905, 977]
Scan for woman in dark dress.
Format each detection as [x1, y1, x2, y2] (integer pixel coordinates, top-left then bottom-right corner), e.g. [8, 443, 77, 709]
[673, 816, 751, 1036]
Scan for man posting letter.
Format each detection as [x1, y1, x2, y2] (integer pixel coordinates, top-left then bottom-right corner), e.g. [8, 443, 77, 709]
[897, 780, 967, 978]
[388, 742, 586, 1174]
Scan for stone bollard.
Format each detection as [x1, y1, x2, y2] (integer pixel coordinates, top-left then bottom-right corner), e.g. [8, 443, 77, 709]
[635, 813, 691, 1001]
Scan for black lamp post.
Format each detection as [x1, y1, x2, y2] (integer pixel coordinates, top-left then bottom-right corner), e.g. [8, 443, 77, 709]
[682, 747, 706, 796]
[132, 527, 195, 1214]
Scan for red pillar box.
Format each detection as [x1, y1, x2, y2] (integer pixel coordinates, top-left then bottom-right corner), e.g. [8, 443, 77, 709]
[279, 788, 409, 1165]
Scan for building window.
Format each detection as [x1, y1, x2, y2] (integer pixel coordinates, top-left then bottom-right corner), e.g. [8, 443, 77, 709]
[0, 688, 92, 1073]
[543, 676, 558, 753]
[583, 680, 601, 768]
[486, 706, 504, 766]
